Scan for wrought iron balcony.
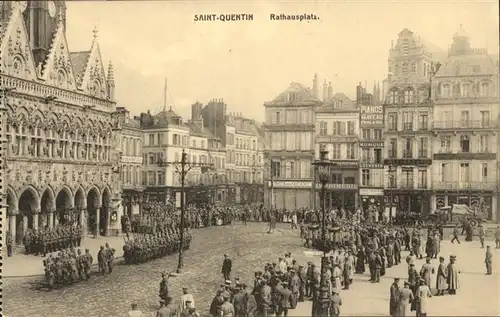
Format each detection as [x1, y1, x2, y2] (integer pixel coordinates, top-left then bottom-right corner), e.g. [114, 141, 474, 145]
[402, 150, 413, 159]
[433, 120, 496, 130]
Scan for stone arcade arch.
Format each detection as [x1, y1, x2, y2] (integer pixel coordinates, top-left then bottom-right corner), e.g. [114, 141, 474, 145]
[55, 187, 74, 226]
[74, 188, 86, 230]
[6, 188, 19, 244]
[17, 186, 40, 243]
[40, 187, 56, 228]
[87, 187, 101, 236]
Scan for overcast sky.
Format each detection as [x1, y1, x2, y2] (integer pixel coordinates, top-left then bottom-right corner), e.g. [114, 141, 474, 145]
[65, 0, 499, 121]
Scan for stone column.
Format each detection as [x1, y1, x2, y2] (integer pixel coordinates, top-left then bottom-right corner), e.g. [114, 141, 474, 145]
[54, 212, 59, 227]
[10, 213, 17, 246]
[80, 207, 87, 237]
[33, 213, 39, 230]
[96, 206, 101, 237]
[48, 209, 55, 228]
[23, 215, 28, 235]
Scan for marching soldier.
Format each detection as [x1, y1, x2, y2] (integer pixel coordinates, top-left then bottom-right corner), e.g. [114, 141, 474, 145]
[105, 242, 115, 273]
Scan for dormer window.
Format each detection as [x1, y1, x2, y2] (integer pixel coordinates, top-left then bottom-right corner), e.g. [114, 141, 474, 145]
[287, 92, 300, 102]
[334, 100, 343, 108]
[441, 84, 451, 98]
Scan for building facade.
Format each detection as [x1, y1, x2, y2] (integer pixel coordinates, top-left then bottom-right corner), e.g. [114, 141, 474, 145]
[382, 29, 441, 216]
[357, 84, 385, 217]
[227, 113, 263, 204]
[431, 26, 499, 221]
[117, 107, 143, 219]
[315, 93, 359, 211]
[1, 1, 122, 243]
[263, 81, 319, 209]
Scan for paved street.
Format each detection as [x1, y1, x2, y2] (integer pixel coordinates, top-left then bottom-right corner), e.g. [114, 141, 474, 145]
[3, 222, 500, 317]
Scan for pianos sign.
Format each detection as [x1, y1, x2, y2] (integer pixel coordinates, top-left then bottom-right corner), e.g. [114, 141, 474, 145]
[360, 105, 384, 127]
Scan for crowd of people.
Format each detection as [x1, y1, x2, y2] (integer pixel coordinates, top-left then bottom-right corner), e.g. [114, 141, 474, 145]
[20, 224, 84, 256]
[41, 242, 115, 291]
[126, 201, 239, 235]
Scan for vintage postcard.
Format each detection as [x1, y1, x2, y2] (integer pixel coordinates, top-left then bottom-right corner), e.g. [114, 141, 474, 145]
[1, 0, 499, 316]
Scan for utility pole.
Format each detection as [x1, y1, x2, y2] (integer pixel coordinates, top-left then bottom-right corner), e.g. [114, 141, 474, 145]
[158, 148, 212, 273]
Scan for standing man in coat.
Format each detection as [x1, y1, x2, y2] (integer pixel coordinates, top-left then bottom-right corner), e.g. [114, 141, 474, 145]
[494, 225, 500, 249]
[329, 290, 342, 317]
[446, 255, 460, 295]
[289, 270, 300, 309]
[485, 245, 493, 275]
[416, 279, 432, 317]
[389, 278, 401, 317]
[297, 265, 307, 302]
[419, 257, 435, 290]
[222, 254, 232, 281]
[398, 281, 414, 317]
[435, 256, 447, 296]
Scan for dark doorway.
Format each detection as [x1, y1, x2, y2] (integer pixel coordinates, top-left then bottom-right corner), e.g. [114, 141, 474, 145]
[87, 188, 100, 236]
[56, 189, 72, 225]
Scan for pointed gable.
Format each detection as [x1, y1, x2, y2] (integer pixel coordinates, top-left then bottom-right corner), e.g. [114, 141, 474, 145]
[269, 82, 320, 104]
[80, 29, 108, 98]
[0, 7, 37, 80]
[42, 19, 77, 90]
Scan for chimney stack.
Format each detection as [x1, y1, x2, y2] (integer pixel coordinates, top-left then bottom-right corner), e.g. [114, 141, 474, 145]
[327, 82, 333, 100]
[312, 73, 319, 98]
[322, 79, 328, 101]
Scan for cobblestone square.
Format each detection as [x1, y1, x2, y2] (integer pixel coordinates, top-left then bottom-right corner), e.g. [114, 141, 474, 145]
[3, 222, 499, 317]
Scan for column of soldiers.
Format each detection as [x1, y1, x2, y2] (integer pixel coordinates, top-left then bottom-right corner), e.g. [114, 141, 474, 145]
[122, 227, 192, 264]
[23, 224, 83, 256]
[42, 243, 116, 291]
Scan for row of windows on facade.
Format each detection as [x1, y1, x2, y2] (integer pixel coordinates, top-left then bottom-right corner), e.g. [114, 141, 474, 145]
[318, 143, 358, 160]
[141, 170, 260, 186]
[226, 133, 258, 151]
[269, 110, 312, 125]
[269, 132, 313, 151]
[385, 82, 492, 105]
[439, 162, 490, 183]
[389, 59, 432, 77]
[147, 133, 206, 148]
[387, 110, 491, 131]
[120, 166, 141, 185]
[121, 137, 141, 157]
[269, 161, 312, 179]
[361, 168, 428, 188]
[318, 121, 356, 136]
[143, 152, 225, 170]
[5, 125, 111, 160]
[386, 134, 490, 159]
[226, 150, 261, 166]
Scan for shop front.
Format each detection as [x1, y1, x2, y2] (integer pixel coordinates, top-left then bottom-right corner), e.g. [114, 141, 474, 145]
[315, 184, 359, 212]
[359, 188, 384, 222]
[432, 191, 497, 221]
[267, 181, 313, 210]
[384, 189, 431, 215]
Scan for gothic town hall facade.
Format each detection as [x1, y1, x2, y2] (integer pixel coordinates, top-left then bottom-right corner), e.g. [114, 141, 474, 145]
[0, 1, 122, 244]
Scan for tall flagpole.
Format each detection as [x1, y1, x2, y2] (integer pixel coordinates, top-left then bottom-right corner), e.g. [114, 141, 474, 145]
[163, 78, 168, 112]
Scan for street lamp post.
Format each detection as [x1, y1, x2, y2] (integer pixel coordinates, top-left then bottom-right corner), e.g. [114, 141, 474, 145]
[311, 147, 333, 317]
[388, 165, 396, 222]
[158, 148, 212, 273]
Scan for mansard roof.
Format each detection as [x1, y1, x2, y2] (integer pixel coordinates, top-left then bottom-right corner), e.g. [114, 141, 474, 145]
[265, 82, 321, 105]
[435, 51, 498, 78]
